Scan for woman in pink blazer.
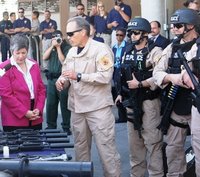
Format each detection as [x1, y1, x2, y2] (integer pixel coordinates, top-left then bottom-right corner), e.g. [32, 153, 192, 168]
[0, 34, 46, 131]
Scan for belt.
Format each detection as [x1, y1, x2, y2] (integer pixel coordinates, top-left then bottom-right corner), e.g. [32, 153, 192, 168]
[45, 72, 61, 80]
[169, 118, 189, 129]
[143, 89, 160, 101]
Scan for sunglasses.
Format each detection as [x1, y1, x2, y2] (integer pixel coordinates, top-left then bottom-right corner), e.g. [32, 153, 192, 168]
[18, 11, 24, 13]
[129, 30, 141, 36]
[66, 29, 82, 37]
[173, 24, 184, 29]
[116, 34, 124, 37]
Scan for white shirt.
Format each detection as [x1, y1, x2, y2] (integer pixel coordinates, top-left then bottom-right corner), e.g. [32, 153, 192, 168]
[149, 34, 159, 42]
[11, 56, 35, 99]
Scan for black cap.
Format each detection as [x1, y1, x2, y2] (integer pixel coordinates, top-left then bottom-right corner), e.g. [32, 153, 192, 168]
[52, 30, 63, 37]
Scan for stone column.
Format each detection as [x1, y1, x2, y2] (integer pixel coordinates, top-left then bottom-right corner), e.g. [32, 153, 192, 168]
[60, 0, 69, 36]
[140, 0, 174, 38]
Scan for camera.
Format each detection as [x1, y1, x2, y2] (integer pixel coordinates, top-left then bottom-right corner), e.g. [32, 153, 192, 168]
[53, 33, 62, 44]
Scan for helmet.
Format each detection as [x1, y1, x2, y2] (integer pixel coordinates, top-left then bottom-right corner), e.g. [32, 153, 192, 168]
[170, 8, 200, 26]
[127, 17, 151, 33]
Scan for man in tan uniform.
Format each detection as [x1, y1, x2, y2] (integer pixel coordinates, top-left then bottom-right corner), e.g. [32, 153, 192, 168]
[56, 16, 121, 177]
[191, 107, 200, 176]
[115, 17, 163, 177]
[153, 9, 200, 177]
[182, 43, 200, 176]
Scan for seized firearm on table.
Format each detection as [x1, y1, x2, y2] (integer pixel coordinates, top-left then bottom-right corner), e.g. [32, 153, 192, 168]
[0, 129, 74, 153]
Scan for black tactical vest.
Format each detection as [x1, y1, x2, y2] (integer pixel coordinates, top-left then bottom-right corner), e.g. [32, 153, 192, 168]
[121, 41, 159, 100]
[167, 40, 196, 115]
[123, 43, 153, 81]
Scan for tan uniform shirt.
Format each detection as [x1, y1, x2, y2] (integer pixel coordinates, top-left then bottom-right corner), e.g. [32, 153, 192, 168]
[62, 38, 114, 113]
[143, 46, 163, 90]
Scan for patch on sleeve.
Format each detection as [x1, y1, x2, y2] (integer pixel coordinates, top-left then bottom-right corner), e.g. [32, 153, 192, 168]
[154, 55, 162, 65]
[98, 56, 113, 71]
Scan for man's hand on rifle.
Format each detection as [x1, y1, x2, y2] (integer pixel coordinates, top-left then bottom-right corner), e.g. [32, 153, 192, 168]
[165, 73, 186, 87]
[182, 70, 195, 89]
[115, 95, 122, 105]
[127, 73, 139, 89]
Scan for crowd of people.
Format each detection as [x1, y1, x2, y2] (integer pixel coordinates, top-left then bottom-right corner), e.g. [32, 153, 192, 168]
[0, 0, 200, 177]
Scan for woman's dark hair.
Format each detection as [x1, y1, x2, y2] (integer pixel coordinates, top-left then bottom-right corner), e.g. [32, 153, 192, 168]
[32, 10, 39, 18]
[116, 27, 126, 35]
[10, 12, 15, 17]
[184, 0, 196, 7]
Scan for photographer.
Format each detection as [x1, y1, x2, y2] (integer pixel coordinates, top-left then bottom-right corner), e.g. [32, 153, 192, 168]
[107, 0, 132, 47]
[43, 30, 71, 134]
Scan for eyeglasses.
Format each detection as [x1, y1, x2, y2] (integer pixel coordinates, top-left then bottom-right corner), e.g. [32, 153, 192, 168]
[18, 11, 24, 13]
[66, 29, 82, 37]
[129, 30, 141, 36]
[98, 5, 104, 8]
[116, 34, 124, 37]
[77, 8, 84, 10]
[173, 24, 184, 29]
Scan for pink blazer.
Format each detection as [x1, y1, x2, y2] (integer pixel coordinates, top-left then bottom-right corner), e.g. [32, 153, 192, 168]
[0, 59, 46, 127]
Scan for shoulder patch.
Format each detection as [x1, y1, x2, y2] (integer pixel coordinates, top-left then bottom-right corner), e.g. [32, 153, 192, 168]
[98, 56, 113, 70]
[154, 55, 162, 64]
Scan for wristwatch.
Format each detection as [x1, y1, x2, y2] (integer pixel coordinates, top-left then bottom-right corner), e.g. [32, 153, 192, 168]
[138, 81, 143, 88]
[77, 73, 82, 82]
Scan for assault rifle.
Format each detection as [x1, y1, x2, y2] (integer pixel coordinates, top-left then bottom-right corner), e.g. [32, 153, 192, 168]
[121, 64, 143, 138]
[177, 49, 200, 113]
[0, 142, 74, 153]
[1, 132, 69, 138]
[4, 128, 66, 135]
[157, 85, 179, 134]
[0, 136, 70, 144]
[0, 129, 74, 153]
